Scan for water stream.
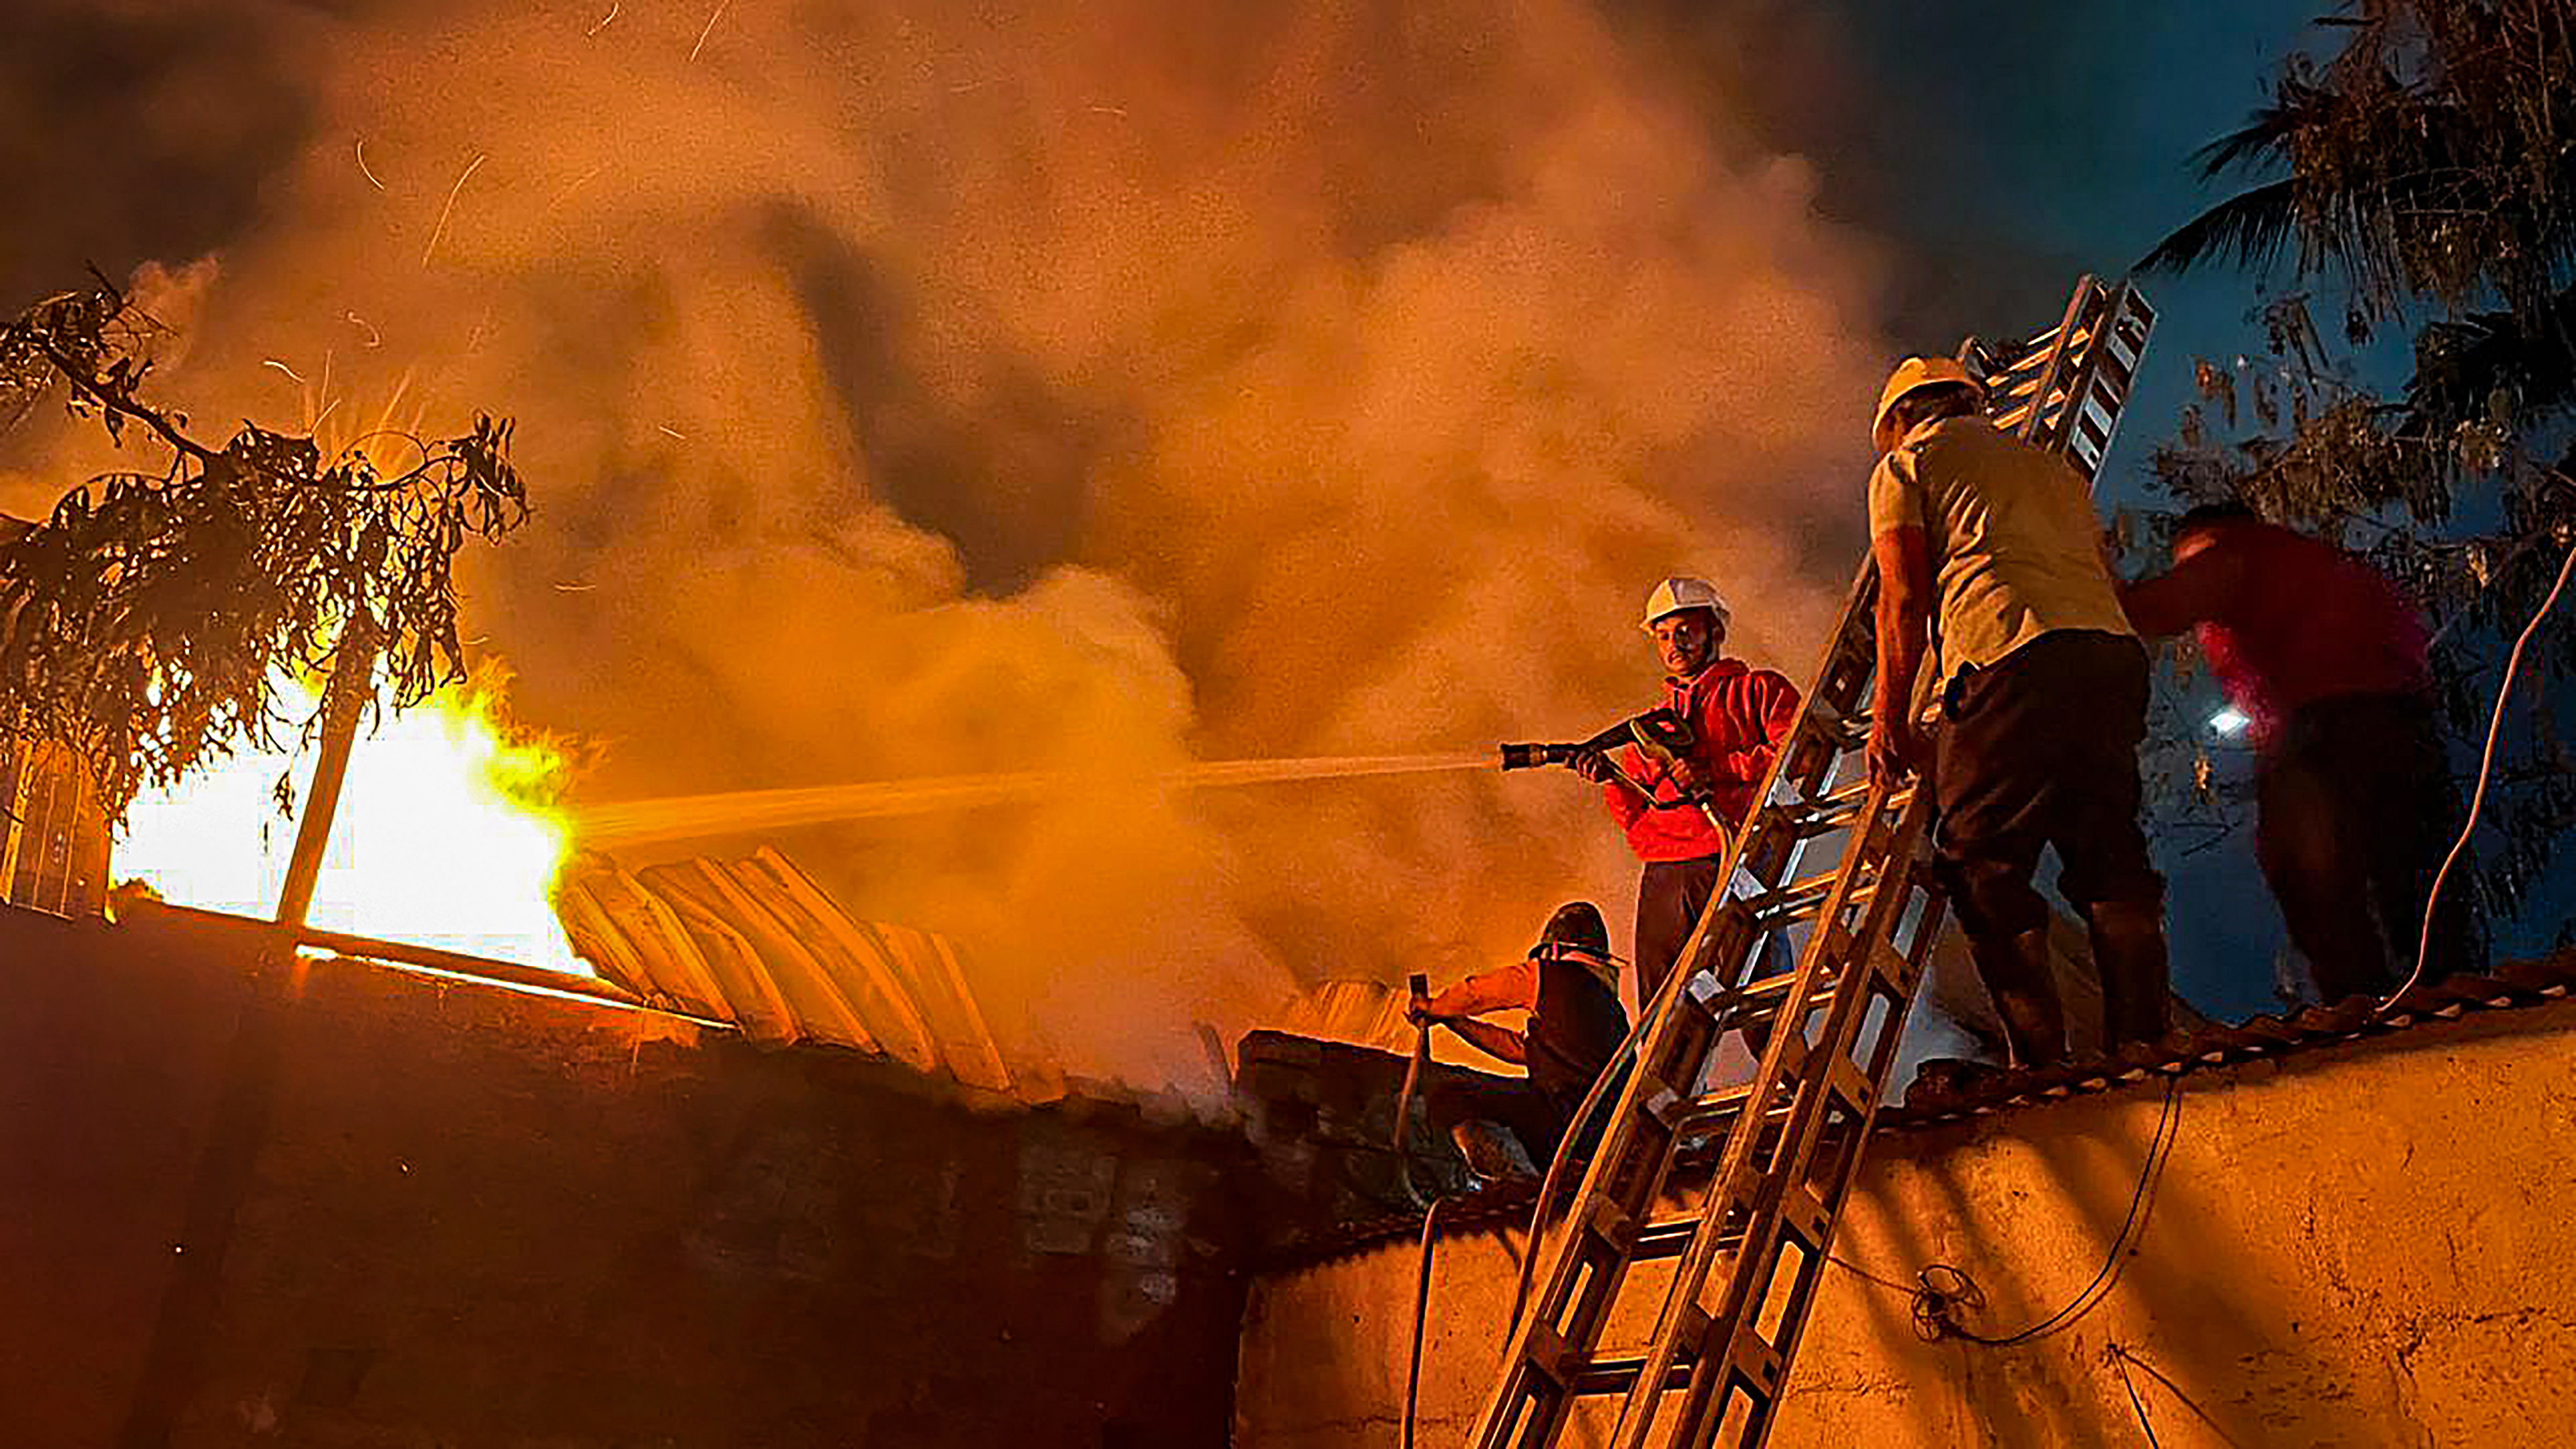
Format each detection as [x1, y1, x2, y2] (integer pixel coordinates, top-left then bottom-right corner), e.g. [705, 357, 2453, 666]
[569, 751, 1492, 847]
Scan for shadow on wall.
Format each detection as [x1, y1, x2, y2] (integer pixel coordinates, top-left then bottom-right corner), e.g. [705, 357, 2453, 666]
[1829, 1077, 2441, 1447]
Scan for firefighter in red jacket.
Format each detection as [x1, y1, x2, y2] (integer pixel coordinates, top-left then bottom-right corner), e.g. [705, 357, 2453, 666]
[1574, 577, 1801, 1008]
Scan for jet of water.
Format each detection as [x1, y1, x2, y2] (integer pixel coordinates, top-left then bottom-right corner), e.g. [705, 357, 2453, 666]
[570, 752, 1492, 847]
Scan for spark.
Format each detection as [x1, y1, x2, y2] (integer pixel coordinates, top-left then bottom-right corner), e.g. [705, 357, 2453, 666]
[687, 0, 730, 61]
[421, 152, 488, 268]
[1087, 105, 1130, 117]
[312, 398, 342, 433]
[586, 1, 619, 35]
[262, 358, 308, 385]
[949, 79, 993, 94]
[551, 581, 597, 592]
[355, 138, 386, 192]
[656, 424, 687, 440]
[345, 312, 382, 348]
[541, 165, 606, 218]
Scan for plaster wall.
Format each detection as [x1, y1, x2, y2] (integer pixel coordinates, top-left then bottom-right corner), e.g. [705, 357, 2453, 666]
[1236, 1000, 2576, 1448]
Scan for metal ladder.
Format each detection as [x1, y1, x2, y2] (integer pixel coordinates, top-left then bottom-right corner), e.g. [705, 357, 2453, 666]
[1467, 275, 2155, 1449]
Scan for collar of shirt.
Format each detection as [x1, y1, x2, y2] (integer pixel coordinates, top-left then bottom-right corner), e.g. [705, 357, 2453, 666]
[1666, 656, 1749, 698]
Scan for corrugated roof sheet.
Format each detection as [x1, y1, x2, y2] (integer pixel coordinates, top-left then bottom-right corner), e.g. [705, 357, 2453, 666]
[557, 846, 1018, 1099]
[1883, 948, 2576, 1128]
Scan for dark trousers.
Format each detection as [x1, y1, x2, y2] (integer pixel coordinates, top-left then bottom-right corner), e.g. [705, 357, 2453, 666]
[1424, 1070, 1580, 1168]
[1933, 631, 2169, 1057]
[2257, 693, 2482, 1002]
[1635, 855, 1724, 1009]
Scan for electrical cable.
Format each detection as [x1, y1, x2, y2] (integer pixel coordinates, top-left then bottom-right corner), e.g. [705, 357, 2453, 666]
[1401, 1195, 1451, 1449]
[1839, 1075, 2184, 1348]
[2109, 1344, 2166, 1448]
[2379, 531, 2576, 1017]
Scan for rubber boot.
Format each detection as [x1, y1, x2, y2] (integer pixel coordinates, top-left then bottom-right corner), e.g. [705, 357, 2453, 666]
[1967, 925, 2067, 1069]
[2088, 897, 2172, 1052]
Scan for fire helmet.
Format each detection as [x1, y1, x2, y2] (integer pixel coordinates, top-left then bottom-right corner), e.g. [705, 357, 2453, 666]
[1535, 902, 1611, 960]
[1873, 355, 1985, 454]
[1640, 576, 1730, 633]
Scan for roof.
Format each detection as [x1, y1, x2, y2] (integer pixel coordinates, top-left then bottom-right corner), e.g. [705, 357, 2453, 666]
[1258, 948, 2576, 1269]
[1884, 948, 2576, 1128]
[555, 846, 1027, 1100]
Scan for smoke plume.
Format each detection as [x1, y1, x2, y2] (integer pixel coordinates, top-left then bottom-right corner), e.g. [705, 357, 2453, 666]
[0, 0, 1897, 1094]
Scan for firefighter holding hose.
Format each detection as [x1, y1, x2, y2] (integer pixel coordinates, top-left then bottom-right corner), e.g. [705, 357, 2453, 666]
[1572, 579, 1801, 1008]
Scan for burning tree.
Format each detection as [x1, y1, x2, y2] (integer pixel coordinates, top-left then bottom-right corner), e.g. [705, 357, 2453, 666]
[2136, 0, 2576, 930]
[0, 280, 530, 829]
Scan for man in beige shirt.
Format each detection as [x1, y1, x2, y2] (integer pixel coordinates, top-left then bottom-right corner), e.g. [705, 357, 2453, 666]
[1865, 357, 2169, 1069]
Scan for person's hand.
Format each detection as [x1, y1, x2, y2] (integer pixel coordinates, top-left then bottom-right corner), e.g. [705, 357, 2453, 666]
[1665, 754, 1705, 795]
[1570, 748, 1616, 785]
[1867, 706, 1922, 792]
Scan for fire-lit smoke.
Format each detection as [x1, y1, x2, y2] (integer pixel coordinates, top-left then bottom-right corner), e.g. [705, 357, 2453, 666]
[0, 0, 1895, 1095]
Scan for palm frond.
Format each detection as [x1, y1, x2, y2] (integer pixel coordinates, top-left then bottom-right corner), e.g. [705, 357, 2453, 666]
[2137, 178, 2303, 276]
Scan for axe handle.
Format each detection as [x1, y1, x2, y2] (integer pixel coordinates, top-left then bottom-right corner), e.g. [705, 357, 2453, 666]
[1392, 972, 1432, 1158]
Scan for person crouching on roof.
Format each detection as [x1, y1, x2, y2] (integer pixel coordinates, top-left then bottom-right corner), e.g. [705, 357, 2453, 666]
[1409, 903, 1631, 1184]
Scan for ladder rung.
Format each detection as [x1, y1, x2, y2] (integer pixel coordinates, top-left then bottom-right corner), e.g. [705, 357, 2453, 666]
[1568, 1347, 1699, 1397]
[1631, 1209, 1748, 1262]
[1744, 870, 1878, 923]
[1731, 1338, 1788, 1395]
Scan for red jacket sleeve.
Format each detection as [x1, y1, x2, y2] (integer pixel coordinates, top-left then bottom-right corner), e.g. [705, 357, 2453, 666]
[1714, 670, 1799, 788]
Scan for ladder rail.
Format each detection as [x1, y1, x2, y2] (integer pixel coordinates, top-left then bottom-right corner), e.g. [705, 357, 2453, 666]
[1470, 565, 1881, 1449]
[1468, 274, 2156, 1449]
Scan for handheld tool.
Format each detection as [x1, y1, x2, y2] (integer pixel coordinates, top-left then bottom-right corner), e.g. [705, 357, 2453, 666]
[1499, 706, 1725, 834]
[1391, 971, 1432, 1201]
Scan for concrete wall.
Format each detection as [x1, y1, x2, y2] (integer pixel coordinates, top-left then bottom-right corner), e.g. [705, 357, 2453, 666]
[0, 905, 1247, 1448]
[1236, 1000, 2576, 1448]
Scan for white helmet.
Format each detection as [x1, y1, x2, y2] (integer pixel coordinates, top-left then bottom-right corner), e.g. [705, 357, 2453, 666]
[1640, 576, 1730, 633]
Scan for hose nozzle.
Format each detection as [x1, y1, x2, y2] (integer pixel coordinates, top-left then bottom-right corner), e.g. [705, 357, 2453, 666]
[1498, 742, 1576, 771]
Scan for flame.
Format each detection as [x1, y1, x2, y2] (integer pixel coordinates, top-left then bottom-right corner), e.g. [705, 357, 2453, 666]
[115, 669, 588, 975]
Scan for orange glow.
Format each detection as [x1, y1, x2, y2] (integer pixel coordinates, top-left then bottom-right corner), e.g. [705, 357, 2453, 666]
[115, 670, 588, 975]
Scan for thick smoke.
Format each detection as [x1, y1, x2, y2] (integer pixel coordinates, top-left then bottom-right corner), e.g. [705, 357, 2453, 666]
[1, 0, 1895, 1093]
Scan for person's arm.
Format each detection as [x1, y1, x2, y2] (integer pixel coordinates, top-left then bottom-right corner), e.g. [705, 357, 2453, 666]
[1439, 1016, 1528, 1066]
[2118, 546, 2245, 638]
[1714, 670, 1801, 787]
[1421, 957, 1539, 1021]
[1585, 746, 1652, 826]
[1416, 958, 1536, 1067]
[1870, 525, 1934, 788]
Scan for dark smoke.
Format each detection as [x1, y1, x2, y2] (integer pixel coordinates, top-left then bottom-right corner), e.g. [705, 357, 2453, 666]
[1, 0, 1899, 1094]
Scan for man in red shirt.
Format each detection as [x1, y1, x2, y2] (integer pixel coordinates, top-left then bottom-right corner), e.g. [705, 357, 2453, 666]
[2120, 502, 2480, 1001]
[1574, 577, 1801, 1009]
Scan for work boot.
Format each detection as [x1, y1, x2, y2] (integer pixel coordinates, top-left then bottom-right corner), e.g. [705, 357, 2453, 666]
[1904, 1057, 2010, 1113]
[2088, 898, 2172, 1051]
[1966, 925, 2067, 1069]
[1448, 1120, 1538, 1185]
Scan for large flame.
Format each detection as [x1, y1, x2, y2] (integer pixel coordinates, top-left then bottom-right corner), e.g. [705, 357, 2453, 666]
[115, 670, 588, 975]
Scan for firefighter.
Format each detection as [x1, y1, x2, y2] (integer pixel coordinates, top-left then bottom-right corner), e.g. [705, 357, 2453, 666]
[1865, 356, 2170, 1067]
[1408, 902, 1630, 1182]
[1572, 578, 1799, 1011]
[2118, 501, 2481, 1001]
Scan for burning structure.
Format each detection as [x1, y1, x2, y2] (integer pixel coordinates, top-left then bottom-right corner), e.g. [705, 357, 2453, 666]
[6, 0, 2576, 1443]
